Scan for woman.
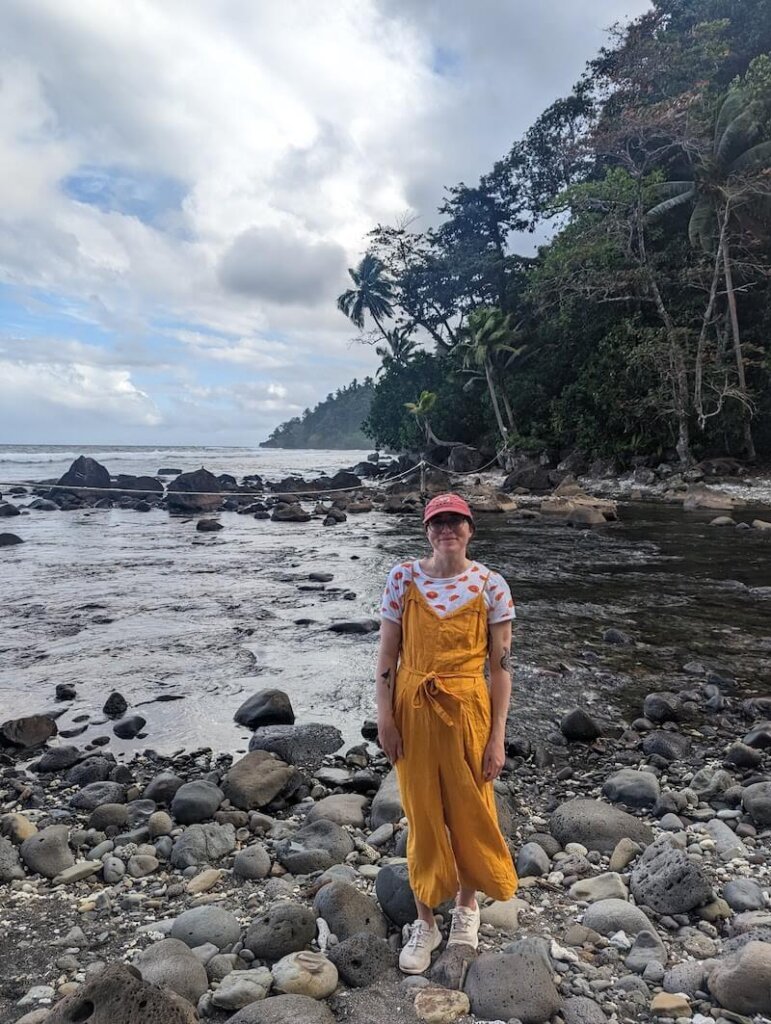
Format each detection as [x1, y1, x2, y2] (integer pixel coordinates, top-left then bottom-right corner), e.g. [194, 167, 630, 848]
[376, 492, 518, 974]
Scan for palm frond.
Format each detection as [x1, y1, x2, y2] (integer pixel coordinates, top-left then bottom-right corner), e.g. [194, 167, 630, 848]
[646, 187, 695, 221]
[730, 140, 771, 176]
[715, 99, 765, 169]
[713, 89, 747, 157]
[688, 197, 719, 253]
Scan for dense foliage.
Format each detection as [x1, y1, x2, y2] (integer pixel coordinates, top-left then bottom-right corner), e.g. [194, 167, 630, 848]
[260, 379, 374, 449]
[334, 0, 771, 464]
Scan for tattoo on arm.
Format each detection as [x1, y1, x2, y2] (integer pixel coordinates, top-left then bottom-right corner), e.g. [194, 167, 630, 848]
[499, 646, 512, 674]
[379, 668, 393, 694]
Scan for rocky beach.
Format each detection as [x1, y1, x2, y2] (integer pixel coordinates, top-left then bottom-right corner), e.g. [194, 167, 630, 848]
[1, 447, 771, 1024]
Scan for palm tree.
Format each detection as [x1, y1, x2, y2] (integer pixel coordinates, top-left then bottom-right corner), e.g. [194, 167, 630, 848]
[647, 88, 771, 459]
[458, 307, 521, 443]
[337, 253, 394, 340]
[375, 326, 418, 376]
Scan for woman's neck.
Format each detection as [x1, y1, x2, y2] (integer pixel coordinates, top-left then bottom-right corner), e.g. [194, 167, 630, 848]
[420, 552, 472, 579]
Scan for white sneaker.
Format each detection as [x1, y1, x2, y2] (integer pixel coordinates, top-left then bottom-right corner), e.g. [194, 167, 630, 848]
[447, 902, 480, 949]
[399, 919, 442, 974]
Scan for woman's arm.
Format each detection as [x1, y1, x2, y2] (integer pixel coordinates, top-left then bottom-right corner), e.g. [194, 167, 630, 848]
[484, 619, 513, 780]
[376, 617, 404, 764]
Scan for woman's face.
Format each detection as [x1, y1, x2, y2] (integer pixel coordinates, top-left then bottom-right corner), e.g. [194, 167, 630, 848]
[426, 513, 474, 556]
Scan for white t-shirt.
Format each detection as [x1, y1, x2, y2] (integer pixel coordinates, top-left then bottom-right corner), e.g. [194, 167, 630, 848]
[380, 559, 515, 624]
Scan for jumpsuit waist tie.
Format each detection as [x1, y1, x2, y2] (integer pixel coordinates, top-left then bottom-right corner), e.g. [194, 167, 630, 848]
[401, 666, 484, 728]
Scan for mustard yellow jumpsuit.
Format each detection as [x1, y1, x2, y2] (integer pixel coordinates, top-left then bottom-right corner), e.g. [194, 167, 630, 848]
[393, 578, 519, 908]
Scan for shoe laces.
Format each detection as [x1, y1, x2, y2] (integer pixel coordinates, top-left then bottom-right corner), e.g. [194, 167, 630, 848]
[406, 920, 432, 950]
[450, 905, 476, 931]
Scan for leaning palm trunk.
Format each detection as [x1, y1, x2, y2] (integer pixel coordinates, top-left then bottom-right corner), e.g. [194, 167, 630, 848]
[694, 213, 728, 426]
[500, 388, 515, 433]
[722, 239, 756, 460]
[484, 358, 509, 443]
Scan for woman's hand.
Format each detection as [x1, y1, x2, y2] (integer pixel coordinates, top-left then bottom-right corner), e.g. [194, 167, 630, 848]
[483, 735, 505, 781]
[378, 716, 404, 765]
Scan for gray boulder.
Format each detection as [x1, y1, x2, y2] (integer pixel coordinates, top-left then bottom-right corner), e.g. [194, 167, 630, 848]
[375, 862, 417, 927]
[326, 931, 396, 987]
[704, 818, 747, 861]
[44, 963, 198, 1024]
[465, 939, 561, 1023]
[581, 898, 654, 937]
[550, 798, 654, 853]
[233, 843, 271, 880]
[708, 940, 771, 1016]
[724, 879, 766, 912]
[170, 780, 223, 824]
[222, 750, 298, 810]
[742, 781, 771, 827]
[244, 903, 317, 961]
[517, 842, 551, 877]
[170, 905, 241, 950]
[226, 993, 335, 1024]
[560, 709, 601, 743]
[313, 880, 388, 941]
[248, 723, 343, 768]
[0, 714, 57, 749]
[663, 959, 712, 996]
[643, 691, 683, 723]
[133, 938, 208, 1004]
[369, 768, 402, 828]
[66, 756, 113, 786]
[562, 996, 609, 1024]
[170, 823, 236, 869]
[625, 929, 668, 973]
[630, 834, 713, 914]
[234, 688, 295, 729]
[143, 771, 185, 804]
[641, 731, 691, 762]
[70, 781, 126, 811]
[20, 825, 74, 878]
[307, 794, 368, 828]
[275, 818, 354, 873]
[602, 768, 660, 808]
[0, 836, 25, 880]
[34, 745, 82, 772]
[167, 468, 223, 512]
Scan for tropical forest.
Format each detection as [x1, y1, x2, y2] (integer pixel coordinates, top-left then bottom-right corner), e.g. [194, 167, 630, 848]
[294, 0, 771, 465]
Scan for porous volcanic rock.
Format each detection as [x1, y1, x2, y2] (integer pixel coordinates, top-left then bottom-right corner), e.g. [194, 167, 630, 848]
[549, 798, 654, 853]
[45, 963, 198, 1023]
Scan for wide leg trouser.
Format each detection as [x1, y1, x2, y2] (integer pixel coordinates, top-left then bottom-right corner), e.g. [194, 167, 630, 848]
[394, 671, 518, 908]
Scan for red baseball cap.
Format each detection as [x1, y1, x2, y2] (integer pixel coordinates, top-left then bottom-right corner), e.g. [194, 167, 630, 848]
[423, 492, 474, 524]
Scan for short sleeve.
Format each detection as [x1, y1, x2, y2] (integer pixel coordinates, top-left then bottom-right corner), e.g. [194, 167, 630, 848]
[380, 563, 412, 623]
[484, 571, 516, 624]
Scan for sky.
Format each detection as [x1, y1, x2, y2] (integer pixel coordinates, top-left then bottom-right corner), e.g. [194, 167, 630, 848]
[0, 0, 652, 446]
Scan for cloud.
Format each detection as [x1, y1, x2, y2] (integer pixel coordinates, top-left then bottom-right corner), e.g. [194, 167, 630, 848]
[0, 0, 652, 444]
[218, 226, 347, 306]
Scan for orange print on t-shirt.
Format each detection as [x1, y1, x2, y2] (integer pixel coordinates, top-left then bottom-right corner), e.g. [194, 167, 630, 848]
[426, 591, 439, 599]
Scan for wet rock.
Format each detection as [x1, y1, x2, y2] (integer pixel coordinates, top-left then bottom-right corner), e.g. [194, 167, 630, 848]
[550, 798, 654, 853]
[170, 822, 236, 869]
[71, 781, 126, 810]
[170, 904, 241, 950]
[244, 902, 317, 960]
[102, 691, 128, 718]
[53, 456, 111, 495]
[211, 967, 272, 1009]
[602, 768, 660, 808]
[682, 484, 742, 510]
[34, 745, 82, 772]
[0, 502, 20, 516]
[642, 731, 691, 761]
[724, 741, 763, 768]
[464, 939, 560, 1022]
[0, 714, 57, 749]
[167, 468, 223, 512]
[328, 619, 379, 634]
[642, 691, 682, 723]
[326, 931, 396, 987]
[235, 688, 295, 729]
[113, 715, 146, 739]
[560, 708, 601, 742]
[143, 771, 185, 804]
[708, 939, 771, 1015]
[743, 721, 771, 747]
[272, 951, 338, 999]
[55, 683, 76, 701]
[226, 992, 335, 1024]
[582, 898, 654, 937]
[170, 779, 223, 823]
[196, 518, 223, 532]
[272, 503, 311, 522]
[133, 937, 209, 1004]
[234, 843, 272, 879]
[249, 723, 344, 768]
[20, 825, 74, 878]
[45, 963, 198, 1023]
[66, 756, 113, 786]
[0, 531, 24, 546]
[223, 750, 299, 810]
[742, 781, 771, 827]
[603, 627, 633, 645]
[313, 880, 388, 940]
[276, 818, 354, 873]
[630, 834, 713, 914]
[375, 862, 417, 927]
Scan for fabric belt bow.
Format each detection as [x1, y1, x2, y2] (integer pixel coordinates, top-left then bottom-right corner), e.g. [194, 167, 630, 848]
[411, 673, 457, 727]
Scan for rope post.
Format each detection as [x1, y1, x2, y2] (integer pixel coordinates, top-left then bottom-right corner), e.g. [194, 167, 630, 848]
[420, 460, 426, 497]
